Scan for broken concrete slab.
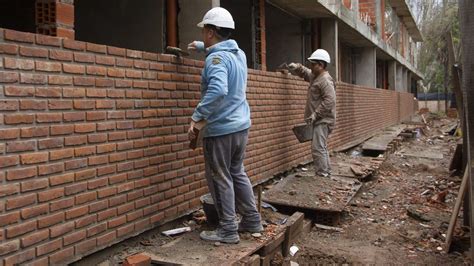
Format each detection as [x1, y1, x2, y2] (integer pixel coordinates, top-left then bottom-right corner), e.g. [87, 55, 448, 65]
[263, 174, 362, 213]
[362, 125, 406, 152]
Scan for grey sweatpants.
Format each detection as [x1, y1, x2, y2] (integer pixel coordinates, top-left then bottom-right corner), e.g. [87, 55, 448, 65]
[203, 129, 261, 234]
[312, 123, 331, 175]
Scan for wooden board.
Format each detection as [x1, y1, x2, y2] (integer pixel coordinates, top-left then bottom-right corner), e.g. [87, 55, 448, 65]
[262, 174, 362, 213]
[142, 225, 285, 265]
[445, 169, 469, 252]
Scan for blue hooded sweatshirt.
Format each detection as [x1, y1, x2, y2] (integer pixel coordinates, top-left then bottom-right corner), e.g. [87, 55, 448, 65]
[191, 40, 251, 137]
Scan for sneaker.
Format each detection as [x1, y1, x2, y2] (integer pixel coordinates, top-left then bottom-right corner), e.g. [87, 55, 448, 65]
[316, 172, 330, 178]
[200, 228, 240, 244]
[238, 223, 264, 233]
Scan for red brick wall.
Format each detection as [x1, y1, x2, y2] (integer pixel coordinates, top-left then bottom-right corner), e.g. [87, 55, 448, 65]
[359, 0, 376, 30]
[0, 29, 415, 265]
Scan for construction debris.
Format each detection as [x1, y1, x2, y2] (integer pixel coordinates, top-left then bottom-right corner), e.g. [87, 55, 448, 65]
[161, 227, 192, 237]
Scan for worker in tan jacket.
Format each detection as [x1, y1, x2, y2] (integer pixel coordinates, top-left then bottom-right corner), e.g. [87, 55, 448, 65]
[288, 49, 336, 177]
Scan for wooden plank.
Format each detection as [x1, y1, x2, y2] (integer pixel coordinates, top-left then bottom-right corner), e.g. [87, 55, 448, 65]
[258, 231, 285, 256]
[282, 212, 304, 257]
[445, 169, 469, 252]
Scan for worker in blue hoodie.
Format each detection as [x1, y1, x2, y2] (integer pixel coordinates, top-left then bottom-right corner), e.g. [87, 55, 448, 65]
[187, 7, 263, 244]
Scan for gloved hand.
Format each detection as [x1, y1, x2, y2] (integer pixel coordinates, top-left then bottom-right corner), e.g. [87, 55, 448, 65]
[305, 113, 317, 125]
[288, 63, 298, 71]
[187, 41, 204, 52]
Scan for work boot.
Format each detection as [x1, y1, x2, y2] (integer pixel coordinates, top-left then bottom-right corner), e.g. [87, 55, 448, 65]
[238, 222, 264, 233]
[200, 228, 240, 244]
[316, 172, 330, 178]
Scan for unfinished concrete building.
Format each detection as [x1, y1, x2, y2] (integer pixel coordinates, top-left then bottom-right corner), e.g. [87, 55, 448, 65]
[0, 0, 422, 264]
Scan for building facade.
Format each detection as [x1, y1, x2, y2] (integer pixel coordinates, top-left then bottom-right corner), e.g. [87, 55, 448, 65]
[0, 0, 421, 264]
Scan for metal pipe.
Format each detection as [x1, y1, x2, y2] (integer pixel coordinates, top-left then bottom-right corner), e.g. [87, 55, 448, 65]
[166, 0, 178, 47]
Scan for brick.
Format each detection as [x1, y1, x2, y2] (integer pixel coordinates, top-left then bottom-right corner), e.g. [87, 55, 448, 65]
[123, 253, 151, 266]
[65, 135, 87, 146]
[75, 146, 96, 157]
[38, 138, 64, 149]
[64, 158, 87, 172]
[75, 238, 97, 256]
[49, 172, 75, 186]
[0, 239, 19, 256]
[97, 208, 116, 221]
[4, 29, 34, 43]
[4, 113, 35, 124]
[50, 197, 74, 212]
[87, 111, 106, 121]
[126, 49, 142, 58]
[0, 43, 19, 54]
[63, 63, 85, 74]
[20, 99, 47, 110]
[75, 168, 96, 181]
[87, 88, 107, 98]
[38, 212, 64, 228]
[117, 58, 133, 67]
[36, 113, 62, 123]
[63, 111, 85, 122]
[96, 55, 115, 66]
[21, 230, 49, 248]
[97, 231, 116, 246]
[36, 87, 62, 97]
[0, 71, 19, 83]
[107, 68, 125, 78]
[87, 223, 107, 237]
[64, 39, 86, 50]
[49, 247, 74, 265]
[3, 248, 35, 265]
[50, 50, 73, 61]
[0, 156, 19, 168]
[38, 187, 64, 202]
[89, 199, 108, 213]
[0, 128, 19, 140]
[74, 76, 95, 86]
[20, 204, 48, 219]
[19, 46, 48, 58]
[36, 238, 62, 256]
[35, 61, 62, 72]
[20, 179, 48, 192]
[51, 125, 74, 136]
[4, 57, 34, 70]
[6, 219, 36, 238]
[4, 85, 34, 96]
[50, 221, 75, 238]
[74, 52, 95, 63]
[66, 206, 88, 220]
[6, 167, 37, 181]
[87, 65, 107, 76]
[21, 127, 49, 138]
[95, 77, 114, 87]
[20, 73, 47, 84]
[36, 34, 61, 47]
[38, 162, 64, 176]
[49, 99, 73, 110]
[0, 212, 20, 227]
[63, 230, 86, 246]
[20, 152, 48, 164]
[0, 100, 18, 111]
[108, 46, 126, 56]
[75, 214, 96, 228]
[48, 75, 73, 85]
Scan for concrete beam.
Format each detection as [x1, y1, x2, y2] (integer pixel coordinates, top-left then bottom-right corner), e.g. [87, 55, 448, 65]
[320, 18, 338, 80]
[354, 47, 376, 88]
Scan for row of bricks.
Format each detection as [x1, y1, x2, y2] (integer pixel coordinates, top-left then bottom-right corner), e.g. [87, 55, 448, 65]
[0, 29, 205, 68]
[0, 149, 204, 180]
[0, 71, 201, 87]
[0, 56, 201, 77]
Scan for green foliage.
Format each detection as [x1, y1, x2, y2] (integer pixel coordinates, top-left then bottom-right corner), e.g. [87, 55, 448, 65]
[414, 0, 460, 93]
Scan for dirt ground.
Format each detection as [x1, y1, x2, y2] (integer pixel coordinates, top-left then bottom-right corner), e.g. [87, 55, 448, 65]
[290, 114, 470, 265]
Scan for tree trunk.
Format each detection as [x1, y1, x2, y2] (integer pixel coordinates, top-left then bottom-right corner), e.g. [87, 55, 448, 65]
[459, 0, 474, 258]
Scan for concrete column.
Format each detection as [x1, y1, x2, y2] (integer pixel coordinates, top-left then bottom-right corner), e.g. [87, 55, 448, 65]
[321, 19, 339, 80]
[375, 0, 382, 35]
[402, 68, 408, 92]
[407, 72, 412, 93]
[396, 64, 403, 91]
[388, 60, 397, 90]
[354, 47, 376, 88]
[212, 0, 220, 7]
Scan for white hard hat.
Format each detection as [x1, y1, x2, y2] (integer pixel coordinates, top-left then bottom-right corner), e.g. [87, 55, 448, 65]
[197, 7, 235, 29]
[308, 49, 331, 64]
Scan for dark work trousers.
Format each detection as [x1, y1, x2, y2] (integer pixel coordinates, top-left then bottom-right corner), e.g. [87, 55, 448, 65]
[203, 129, 261, 234]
